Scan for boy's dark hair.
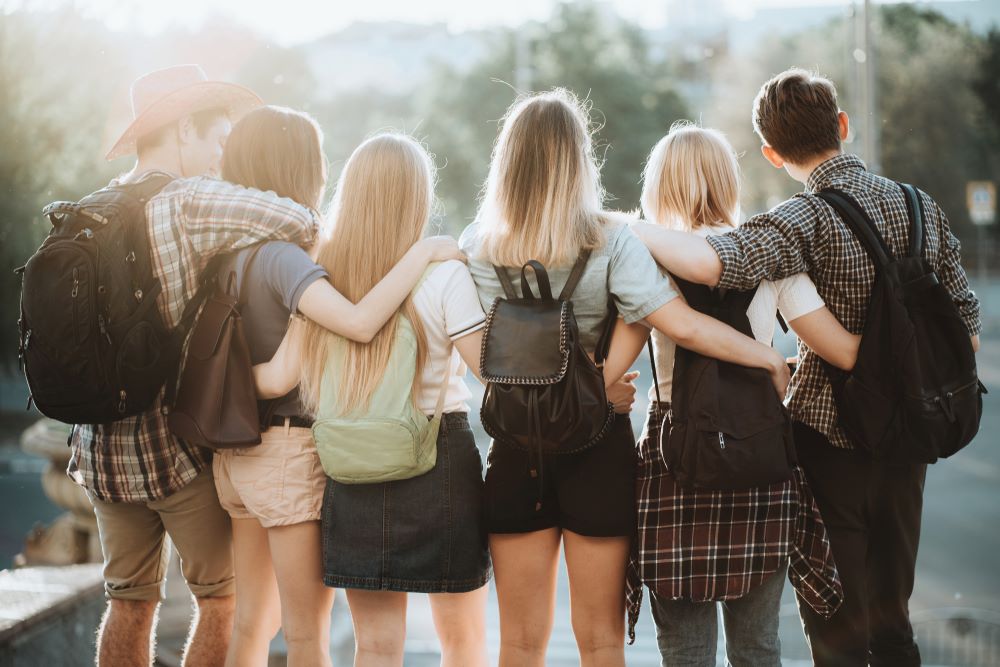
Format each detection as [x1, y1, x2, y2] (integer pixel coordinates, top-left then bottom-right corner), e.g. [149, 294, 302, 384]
[752, 69, 841, 165]
[136, 106, 228, 154]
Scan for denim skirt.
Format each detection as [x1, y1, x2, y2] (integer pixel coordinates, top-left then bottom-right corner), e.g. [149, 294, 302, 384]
[320, 412, 492, 593]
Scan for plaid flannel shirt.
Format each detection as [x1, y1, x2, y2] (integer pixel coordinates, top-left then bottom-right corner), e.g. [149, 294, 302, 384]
[68, 172, 319, 503]
[707, 154, 981, 449]
[626, 408, 843, 644]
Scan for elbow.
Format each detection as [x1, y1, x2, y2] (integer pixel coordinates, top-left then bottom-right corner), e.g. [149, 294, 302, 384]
[666, 319, 699, 349]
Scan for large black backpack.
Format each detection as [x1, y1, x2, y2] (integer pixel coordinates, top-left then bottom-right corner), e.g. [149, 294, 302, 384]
[650, 276, 795, 490]
[480, 252, 616, 469]
[17, 174, 199, 424]
[815, 183, 985, 462]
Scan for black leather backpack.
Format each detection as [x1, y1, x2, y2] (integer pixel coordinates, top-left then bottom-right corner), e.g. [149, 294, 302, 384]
[816, 183, 985, 462]
[650, 276, 795, 490]
[480, 252, 616, 472]
[16, 174, 206, 424]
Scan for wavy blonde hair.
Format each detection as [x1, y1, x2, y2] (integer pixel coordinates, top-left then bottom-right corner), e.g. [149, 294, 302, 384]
[473, 88, 607, 268]
[641, 122, 740, 231]
[298, 133, 433, 416]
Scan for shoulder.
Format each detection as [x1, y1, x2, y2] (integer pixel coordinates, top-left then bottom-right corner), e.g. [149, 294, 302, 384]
[458, 222, 482, 254]
[420, 259, 473, 295]
[763, 194, 823, 226]
[599, 211, 642, 252]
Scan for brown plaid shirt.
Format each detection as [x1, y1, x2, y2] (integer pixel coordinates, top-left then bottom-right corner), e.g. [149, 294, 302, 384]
[626, 408, 843, 644]
[68, 172, 319, 503]
[707, 154, 981, 448]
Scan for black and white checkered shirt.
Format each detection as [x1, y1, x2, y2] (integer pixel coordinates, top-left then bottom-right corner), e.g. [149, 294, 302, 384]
[707, 153, 982, 449]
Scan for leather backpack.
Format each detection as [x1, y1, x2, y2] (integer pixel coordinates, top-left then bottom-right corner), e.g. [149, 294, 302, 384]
[650, 276, 795, 490]
[480, 251, 616, 478]
[168, 245, 264, 449]
[816, 183, 985, 462]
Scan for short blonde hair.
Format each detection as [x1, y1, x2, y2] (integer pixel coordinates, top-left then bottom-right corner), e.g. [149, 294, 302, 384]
[473, 88, 606, 268]
[641, 122, 740, 231]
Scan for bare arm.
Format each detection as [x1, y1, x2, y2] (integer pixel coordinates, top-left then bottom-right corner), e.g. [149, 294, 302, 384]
[253, 320, 304, 399]
[602, 319, 649, 386]
[297, 237, 464, 343]
[787, 307, 861, 371]
[453, 330, 484, 382]
[646, 298, 790, 399]
[631, 223, 723, 286]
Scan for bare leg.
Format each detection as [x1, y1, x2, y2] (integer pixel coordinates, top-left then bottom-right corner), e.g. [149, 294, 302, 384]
[267, 521, 335, 667]
[563, 530, 629, 667]
[345, 590, 407, 667]
[184, 594, 236, 667]
[490, 528, 562, 667]
[96, 599, 159, 667]
[220, 518, 280, 667]
[429, 585, 489, 667]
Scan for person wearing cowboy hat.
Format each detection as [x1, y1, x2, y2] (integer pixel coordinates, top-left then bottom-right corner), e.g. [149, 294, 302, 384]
[69, 64, 324, 667]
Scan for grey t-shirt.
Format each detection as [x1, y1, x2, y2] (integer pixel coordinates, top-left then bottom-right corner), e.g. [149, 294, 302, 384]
[221, 241, 327, 418]
[458, 219, 678, 352]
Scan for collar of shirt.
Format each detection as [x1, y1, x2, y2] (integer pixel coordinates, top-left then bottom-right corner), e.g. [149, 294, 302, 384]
[806, 153, 867, 193]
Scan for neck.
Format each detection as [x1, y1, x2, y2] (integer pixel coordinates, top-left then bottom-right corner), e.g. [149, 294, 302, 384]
[788, 149, 842, 185]
[125, 145, 183, 183]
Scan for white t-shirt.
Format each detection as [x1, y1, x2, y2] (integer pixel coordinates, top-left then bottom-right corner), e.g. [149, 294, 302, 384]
[648, 225, 825, 403]
[411, 260, 487, 415]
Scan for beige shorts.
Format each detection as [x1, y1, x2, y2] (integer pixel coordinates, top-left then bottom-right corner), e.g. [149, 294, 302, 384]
[87, 468, 235, 601]
[213, 423, 325, 528]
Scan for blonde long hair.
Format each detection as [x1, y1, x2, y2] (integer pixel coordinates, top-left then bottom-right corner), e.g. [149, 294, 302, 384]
[298, 133, 434, 416]
[641, 122, 740, 231]
[473, 88, 607, 268]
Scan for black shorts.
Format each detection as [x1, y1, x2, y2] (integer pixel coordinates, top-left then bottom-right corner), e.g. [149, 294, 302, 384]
[483, 413, 637, 537]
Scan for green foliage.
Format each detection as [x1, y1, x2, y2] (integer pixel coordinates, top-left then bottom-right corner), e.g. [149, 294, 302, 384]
[417, 2, 690, 232]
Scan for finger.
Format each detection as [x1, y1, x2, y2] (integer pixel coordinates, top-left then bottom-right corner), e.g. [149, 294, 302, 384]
[623, 370, 640, 381]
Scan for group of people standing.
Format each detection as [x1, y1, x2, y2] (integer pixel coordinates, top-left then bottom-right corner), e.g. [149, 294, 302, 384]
[63, 61, 980, 667]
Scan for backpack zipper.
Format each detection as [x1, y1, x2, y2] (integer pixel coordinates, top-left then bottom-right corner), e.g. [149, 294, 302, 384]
[718, 432, 726, 449]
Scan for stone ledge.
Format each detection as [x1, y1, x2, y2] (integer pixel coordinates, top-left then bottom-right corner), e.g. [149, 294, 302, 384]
[0, 564, 103, 643]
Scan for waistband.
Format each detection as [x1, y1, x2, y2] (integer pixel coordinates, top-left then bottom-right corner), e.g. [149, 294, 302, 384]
[440, 412, 470, 431]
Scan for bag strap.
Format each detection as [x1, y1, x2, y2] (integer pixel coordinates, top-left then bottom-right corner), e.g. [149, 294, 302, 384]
[520, 260, 554, 300]
[898, 182, 925, 259]
[431, 344, 456, 420]
[558, 250, 593, 300]
[816, 189, 893, 268]
[493, 264, 518, 299]
[647, 337, 663, 405]
[236, 244, 267, 309]
[122, 172, 175, 203]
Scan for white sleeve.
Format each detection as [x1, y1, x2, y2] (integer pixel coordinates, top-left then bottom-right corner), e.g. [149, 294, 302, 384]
[775, 273, 825, 322]
[440, 260, 487, 340]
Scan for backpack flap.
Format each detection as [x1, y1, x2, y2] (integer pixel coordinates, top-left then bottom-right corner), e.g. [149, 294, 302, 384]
[480, 298, 571, 384]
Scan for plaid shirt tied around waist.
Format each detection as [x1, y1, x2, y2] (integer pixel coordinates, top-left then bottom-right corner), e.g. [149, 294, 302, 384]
[626, 406, 843, 644]
[68, 172, 319, 504]
[706, 154, 981, 449]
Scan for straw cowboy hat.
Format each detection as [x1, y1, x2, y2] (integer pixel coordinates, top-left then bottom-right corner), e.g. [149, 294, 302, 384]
[106, 64, 262, 161]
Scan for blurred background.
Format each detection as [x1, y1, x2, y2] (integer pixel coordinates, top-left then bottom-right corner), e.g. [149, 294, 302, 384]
[1, 0, 999, 665]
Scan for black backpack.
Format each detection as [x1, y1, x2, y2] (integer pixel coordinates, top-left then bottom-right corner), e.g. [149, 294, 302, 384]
[17, 174, 202, 424]
[480, 252, 616, 469]
[816, 183, 985, 463]
[649, 276, 795, 490]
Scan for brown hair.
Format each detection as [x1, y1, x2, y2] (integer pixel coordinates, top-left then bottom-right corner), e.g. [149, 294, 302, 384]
[752, 68, 841, 165]
[221, 105, 327, 210]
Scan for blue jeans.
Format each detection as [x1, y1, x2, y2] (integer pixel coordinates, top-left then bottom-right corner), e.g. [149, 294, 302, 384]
[648, 564, 786, 667]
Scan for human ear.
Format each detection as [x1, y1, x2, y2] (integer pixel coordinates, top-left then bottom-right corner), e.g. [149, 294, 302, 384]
[761, 144, 784, 169]
[176, 115, 196, 146]
[838, 111, 849, 141]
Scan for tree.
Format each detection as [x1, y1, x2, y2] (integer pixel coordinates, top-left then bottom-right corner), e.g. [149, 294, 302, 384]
[417, 1, 690, 232]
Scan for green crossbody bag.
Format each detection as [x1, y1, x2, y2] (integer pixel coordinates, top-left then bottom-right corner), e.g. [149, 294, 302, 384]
[311, 267, 453, 484]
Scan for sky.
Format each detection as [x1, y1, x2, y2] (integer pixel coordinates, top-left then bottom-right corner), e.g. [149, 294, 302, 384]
[2, 0, 966, 44]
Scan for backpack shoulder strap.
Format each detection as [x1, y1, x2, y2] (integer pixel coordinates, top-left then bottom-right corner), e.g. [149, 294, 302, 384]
[493, 264, 517, 299]
[558, 250, 593, 300]
[646, 338, 663, 405]
[236, 244, 267, 309]
[898, 182, 925, 259]
[815, 188, 893, 268]
[119, 172, 175, 204]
